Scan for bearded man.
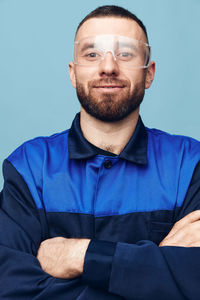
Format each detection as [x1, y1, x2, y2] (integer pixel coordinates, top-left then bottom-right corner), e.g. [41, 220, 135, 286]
[1, 5, 200, 300]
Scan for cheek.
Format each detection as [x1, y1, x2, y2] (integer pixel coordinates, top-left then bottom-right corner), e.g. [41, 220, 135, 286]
[76, 67, 97, 82]
[75, 68, 97, 89]
[124, 70, 145, 90]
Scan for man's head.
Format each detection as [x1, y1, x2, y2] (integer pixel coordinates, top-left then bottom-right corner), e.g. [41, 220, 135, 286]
[75, 5, 149, 43]
[69, 5, 155, 122]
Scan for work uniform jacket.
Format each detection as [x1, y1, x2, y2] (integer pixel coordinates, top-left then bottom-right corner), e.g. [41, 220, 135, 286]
[1, 113, 200, 299]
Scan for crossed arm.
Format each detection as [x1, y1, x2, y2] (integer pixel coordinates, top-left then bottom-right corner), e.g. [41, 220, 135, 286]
[2, 159, 200, 299]
[37, 210, 200, 279]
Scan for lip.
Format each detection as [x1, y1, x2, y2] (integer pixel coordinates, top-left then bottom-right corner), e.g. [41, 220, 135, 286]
[93, 85, 125, 93]
[94, 85, 125, 88]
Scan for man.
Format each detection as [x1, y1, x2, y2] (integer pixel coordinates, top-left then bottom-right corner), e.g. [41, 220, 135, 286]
[1, 5, 200, 299]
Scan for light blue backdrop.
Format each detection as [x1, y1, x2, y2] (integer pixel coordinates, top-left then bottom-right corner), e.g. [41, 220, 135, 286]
[0, 0, 200, 188]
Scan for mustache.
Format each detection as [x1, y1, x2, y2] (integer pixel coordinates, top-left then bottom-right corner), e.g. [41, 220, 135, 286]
[89, 78, 129, 87]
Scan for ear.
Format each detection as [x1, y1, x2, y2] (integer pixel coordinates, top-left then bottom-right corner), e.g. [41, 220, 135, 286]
[145, 61, 155, 89]
[69, 62, 76, 88]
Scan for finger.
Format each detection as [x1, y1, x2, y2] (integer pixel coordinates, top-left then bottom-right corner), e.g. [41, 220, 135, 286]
[176, 210, 200, 226]
[160, 240, 200, 247]
[160, 220, 200, 247]
[187, 241, 200, 247]
[165, 210, 200, 238]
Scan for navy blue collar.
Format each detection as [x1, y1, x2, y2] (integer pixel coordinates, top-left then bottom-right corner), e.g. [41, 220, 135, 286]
[68, 113, 148, 165]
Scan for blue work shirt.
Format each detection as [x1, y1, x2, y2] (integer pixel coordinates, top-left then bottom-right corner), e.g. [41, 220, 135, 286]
[1, 113, 200, 299]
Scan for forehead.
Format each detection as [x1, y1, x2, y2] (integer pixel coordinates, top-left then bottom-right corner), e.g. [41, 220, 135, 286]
[76, 17, 147, 42]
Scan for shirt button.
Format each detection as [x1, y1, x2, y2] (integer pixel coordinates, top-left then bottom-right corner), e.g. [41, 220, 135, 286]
[104, 160, 112, 169]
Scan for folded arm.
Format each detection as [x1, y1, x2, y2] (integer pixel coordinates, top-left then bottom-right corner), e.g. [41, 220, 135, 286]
[0, 160, 87, 299]
[37, 211, 200, 299]
[37, 161, 200, 300]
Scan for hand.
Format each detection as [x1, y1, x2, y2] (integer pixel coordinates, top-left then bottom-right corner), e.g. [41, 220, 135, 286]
[159, 210, 200, 247]
[37, 237, 90, 279]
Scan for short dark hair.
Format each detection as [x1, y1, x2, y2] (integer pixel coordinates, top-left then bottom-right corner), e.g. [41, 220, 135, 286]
[76, 5, 148, 42]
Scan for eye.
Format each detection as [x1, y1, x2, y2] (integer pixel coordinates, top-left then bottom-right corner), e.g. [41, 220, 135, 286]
[122, 52, 131, 57]
[118, 52, 133, 58]
[83, 51, 102, 61]
[87, 52, 99, 58]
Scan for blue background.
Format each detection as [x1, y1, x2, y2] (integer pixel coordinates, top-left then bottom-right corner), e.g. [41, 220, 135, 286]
[0, 0, 200, 188]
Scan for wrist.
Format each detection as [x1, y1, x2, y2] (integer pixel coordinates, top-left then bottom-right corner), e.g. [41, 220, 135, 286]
[65, 238, 91, 277]
[78, 239, 91, 274]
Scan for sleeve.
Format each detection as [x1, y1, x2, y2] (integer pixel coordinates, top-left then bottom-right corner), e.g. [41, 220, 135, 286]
[0, 159, 86, 299]
[82, 161, 200, 300]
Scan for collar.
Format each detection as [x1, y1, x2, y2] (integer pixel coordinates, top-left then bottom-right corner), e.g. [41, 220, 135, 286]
[68, 113, 148, 165]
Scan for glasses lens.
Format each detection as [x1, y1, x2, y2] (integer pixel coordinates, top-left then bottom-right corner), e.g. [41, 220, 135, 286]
[74, 35, 150, 69]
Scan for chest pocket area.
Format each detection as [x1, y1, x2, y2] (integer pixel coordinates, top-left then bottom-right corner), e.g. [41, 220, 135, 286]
[149, 221, 174, 245]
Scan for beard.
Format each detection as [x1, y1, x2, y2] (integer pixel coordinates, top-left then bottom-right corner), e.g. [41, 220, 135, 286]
[76, 77, 145, 122]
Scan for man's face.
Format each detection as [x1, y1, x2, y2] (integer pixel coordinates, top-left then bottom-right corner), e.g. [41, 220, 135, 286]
[69, 17, 155, 122]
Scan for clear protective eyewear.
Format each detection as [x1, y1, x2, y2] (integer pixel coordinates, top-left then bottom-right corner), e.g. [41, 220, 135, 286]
[73, 35, 151, 69]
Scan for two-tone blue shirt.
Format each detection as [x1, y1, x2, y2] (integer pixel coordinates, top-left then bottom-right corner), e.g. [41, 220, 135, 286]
[1, 113, 200, 299]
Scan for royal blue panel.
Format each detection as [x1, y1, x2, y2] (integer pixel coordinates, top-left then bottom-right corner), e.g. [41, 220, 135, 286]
[7, 128, 200, 216]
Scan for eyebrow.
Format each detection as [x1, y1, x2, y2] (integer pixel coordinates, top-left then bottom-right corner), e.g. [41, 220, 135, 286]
[116, 42, 138, 51]
[78, 41, 139, 53]
[80, 43, 95, 52]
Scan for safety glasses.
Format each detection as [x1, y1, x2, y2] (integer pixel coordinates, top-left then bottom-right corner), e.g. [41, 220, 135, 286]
[73, 35, 151, 69]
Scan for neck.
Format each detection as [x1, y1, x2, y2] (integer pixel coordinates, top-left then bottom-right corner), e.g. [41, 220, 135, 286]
[80, 108, 140, 155]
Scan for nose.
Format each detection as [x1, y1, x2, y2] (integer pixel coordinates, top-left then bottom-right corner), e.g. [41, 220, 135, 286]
[98, 51, 120, 77]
